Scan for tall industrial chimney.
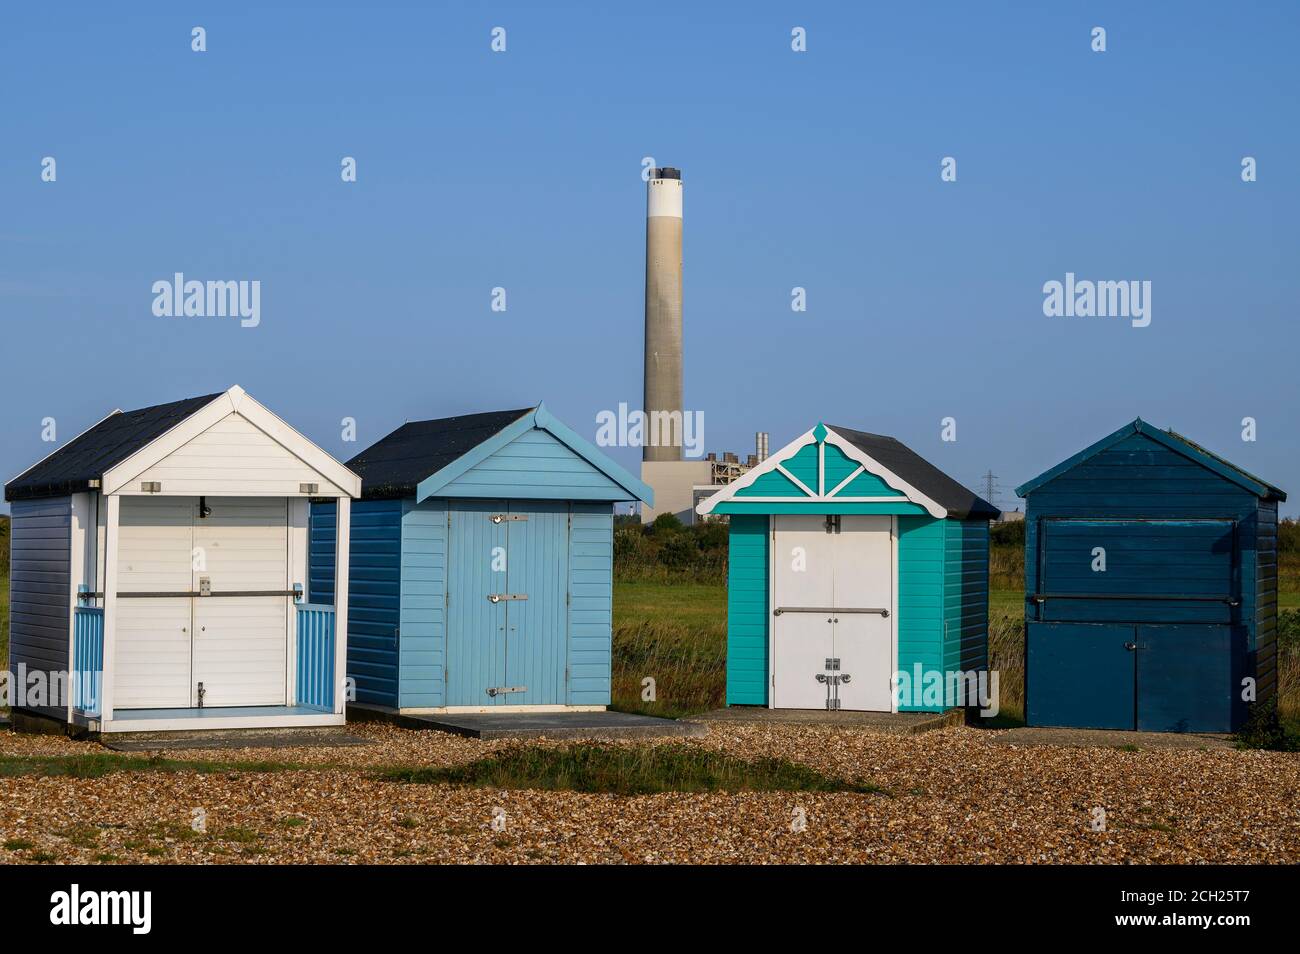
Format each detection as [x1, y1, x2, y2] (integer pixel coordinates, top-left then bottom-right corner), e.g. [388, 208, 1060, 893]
[643, 166, 683, 462]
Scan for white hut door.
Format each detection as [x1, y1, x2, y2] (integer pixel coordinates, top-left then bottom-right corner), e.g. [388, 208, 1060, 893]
[115, 497, 197, 709]
[772, 516, 837, 709]
[833, 516, 894, 712]
[191, 498, 289, 707]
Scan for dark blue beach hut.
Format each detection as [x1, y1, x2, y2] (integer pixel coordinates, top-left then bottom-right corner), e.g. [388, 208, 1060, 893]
[1015, 419, 1286, 732]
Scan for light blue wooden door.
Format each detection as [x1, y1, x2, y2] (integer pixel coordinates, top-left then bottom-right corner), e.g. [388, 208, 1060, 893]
[447, 501, 507, 707]
[504, 502, 569, 706]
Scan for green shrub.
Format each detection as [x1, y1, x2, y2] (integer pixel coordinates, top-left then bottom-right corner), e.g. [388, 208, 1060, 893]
[649, 512, 684, 534]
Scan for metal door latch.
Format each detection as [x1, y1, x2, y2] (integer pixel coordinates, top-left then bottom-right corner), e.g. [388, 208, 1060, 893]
[198, 577, 212, 596]
[486, 686, 527, 697]
[487, 593, 528, 603]
[489, 514, 529, 523]
[1123, 641, 1137, 651]
[816, 659, 852, 709]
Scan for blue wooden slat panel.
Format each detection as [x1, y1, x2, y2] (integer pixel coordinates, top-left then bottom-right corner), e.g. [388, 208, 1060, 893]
[1027, 623, 1135, 729]
[447, 500, 508, 706]
[73, 607, 104, 716]
[295, 604, 335, 709]
[308, 501, 336, 606]
[568, 503, 612, 705]
[1255, 499, 1279, 702]
[1038, 518, 1237, 624]
[398, 498, 448, 709]
[345, 499, 402, 707]
[439, 429, 633, 501]
[726, 514, 769, 705]
[1137, 625, 1242, 732]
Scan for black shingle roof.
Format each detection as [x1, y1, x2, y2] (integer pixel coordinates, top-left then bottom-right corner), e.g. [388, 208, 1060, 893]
[347, 408, 535, 500]
[5, 393, 224, 502]
[830, 425, 1000, 520]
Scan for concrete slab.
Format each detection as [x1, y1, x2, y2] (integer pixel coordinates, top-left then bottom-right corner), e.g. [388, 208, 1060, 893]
[981, 726, 1235, 751]
[99, 727, 370, 752]
[348, 704, 708, 740]
[689, 707, 964, 735]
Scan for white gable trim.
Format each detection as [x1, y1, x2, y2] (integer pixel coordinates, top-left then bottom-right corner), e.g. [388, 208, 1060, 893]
[101, 386, 360, 498]
[696, 425, 947, 518]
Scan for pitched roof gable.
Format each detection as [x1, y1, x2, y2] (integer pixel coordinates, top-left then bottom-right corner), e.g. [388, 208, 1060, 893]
[1014, 419, 1286, 502]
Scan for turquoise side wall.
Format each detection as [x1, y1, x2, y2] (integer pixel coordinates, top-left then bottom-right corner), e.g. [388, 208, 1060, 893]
[896, 516, 945, 710]
[726, 514, 770, 705]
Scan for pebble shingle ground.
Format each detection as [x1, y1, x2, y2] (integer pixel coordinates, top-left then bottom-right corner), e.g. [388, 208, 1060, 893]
[0, 723, 1295, 864]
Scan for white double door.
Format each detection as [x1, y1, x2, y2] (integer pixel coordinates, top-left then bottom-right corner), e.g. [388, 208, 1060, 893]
[772, 515, 893, 711]
[114, 497, 290, 709]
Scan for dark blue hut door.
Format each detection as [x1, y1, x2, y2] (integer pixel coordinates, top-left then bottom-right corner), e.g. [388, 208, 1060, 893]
[1028, 518, 1240, 731]
[447, 501, 568, 708]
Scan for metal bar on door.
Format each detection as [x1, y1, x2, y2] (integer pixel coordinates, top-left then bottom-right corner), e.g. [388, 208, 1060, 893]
[106, 590, 301, 599]
[773, 606, 889, 616]
[1029, 593, 1238, 605]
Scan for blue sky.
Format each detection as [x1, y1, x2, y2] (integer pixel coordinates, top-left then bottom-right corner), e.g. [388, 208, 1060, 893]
[3, 1, 1297, 514]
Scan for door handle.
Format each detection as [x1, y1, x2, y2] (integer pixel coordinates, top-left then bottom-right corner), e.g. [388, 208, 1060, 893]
[1123, 641, 1136, 651]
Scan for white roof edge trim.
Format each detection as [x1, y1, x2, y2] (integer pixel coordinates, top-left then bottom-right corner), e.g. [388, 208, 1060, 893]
[820, 429, 947, 519]
[695, 425, 948, 519]
[695, 428, 818, 514]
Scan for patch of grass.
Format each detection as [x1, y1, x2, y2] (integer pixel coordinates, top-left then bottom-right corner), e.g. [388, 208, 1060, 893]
[396, 816, 420, 829]
[28, 850, 57, 862]
[1234, 700, 1300, 752]
[1114, 744, 1140, 753]
[149, 821, 200, 842]
[56, 824, 101, 848]
[3, 838, 34, 851]
[215, 826, 261, 844]
[378, 742, 887, 796]
[94, 853, 119, 863]
[0, 753, 299, 779]
[278, 815, 308, 828]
